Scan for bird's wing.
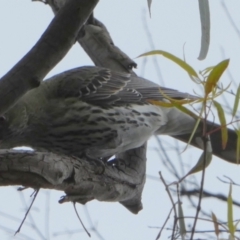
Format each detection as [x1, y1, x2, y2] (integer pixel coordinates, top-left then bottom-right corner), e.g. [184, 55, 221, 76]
[126, 76, 197, 101]
[44, 66, 197, 106]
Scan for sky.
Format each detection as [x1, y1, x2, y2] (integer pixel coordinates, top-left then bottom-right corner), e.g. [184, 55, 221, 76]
[1, 0, 240, 240]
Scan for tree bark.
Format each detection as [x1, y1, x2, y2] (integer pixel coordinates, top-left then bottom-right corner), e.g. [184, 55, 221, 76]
[0, 148, 146, 214]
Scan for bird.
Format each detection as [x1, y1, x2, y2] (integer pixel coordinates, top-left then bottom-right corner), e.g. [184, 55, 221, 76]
[0, 66, 238, 164]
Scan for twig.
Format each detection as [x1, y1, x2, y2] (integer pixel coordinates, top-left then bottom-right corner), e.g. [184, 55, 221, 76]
[73, 203, 91, 238]
[141, 9, 164, 85]
[155, 205, 176, 240]
[83, 206, 105, 240]
[221, 1, 240, 39]
[15, 189, 40, 235]
[181, 188, 240, 207]
[159, 172, 178, 240]
[217, 175, 240, 187]
[190, 102, 209, 239]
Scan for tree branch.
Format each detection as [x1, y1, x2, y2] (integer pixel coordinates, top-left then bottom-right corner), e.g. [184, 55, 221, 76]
[0, 0, 98, 115]
[0, 149, 146, 214]
[181, 188, 240, 207]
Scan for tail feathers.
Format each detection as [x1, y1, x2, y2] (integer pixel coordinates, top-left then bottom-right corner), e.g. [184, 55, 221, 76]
[172, 121, 238, 164]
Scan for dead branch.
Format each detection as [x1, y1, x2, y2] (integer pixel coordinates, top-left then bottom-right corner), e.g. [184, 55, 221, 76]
[0, 148, 146, 213]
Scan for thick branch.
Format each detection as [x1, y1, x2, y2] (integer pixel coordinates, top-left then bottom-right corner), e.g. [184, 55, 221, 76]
[0, 149, 145, 214]
[0, 0, 98, 115]
[78, 18, 137, 74]
[49, 2, 137, 74]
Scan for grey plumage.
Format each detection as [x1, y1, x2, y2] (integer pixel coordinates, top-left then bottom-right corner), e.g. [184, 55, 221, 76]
[0, 66, 238, 164]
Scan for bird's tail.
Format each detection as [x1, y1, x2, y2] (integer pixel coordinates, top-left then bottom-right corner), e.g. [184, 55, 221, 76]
[172, 121, 238, 164]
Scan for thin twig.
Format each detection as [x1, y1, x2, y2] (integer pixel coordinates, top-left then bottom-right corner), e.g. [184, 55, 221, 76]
[217, 175, 240, 187]
[83, 205, 105, 240]
[181, 188, 240, 207]
[15, 189, 40, 235]
[44, 191, 50, 240]
[73, 203, 91, 238]
[221, 1, 240, 39]
[141, 9, 164, 85]
[155, 205, 176, 240]
[190, 101, 209, 239]
[159, 172, 178, 240]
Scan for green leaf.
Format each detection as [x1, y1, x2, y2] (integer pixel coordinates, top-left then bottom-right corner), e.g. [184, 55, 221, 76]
[178, 202, 186, 239]
[185, 137, 212, 175]
[148, 98, 199, 118]
[205, 59, 229, 95]
[227, 184, 235, 237]
[198, 0, 210, 60]
[179, 136, 212, 183]
[170, 101, 199, 120]
[232, 84, 240, 118]
[137, 50, 198, 78]
[213, 101, 228, 149]
[211, 212, 219, 238]
[228, 234, 235, 240]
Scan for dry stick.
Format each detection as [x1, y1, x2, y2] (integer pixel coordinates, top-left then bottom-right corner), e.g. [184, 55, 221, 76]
[141, 9, 164, 86]
[155, 204, 176, 240]
[181, 188, 240, 207]
[17, 188, 45, 239]
[190, 101, 209, 239]
[181, 216, 240, 240]
[159, 172, 178, 240]
[155, 136, 182, 180]
[186, 229, 240, 234]
[44, 192, 51, 240]
[186, 194, 227, 230]
[83, 206, 105, 240]
[217, 176, 240, 187]
[221, 1, 240, 39]
[73, 203, 91, 237]
[0, 0, 98, 115]
[15, 189, 40, 235]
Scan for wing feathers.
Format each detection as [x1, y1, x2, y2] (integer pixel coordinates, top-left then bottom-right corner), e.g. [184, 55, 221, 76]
[45, 66, 196, 106]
